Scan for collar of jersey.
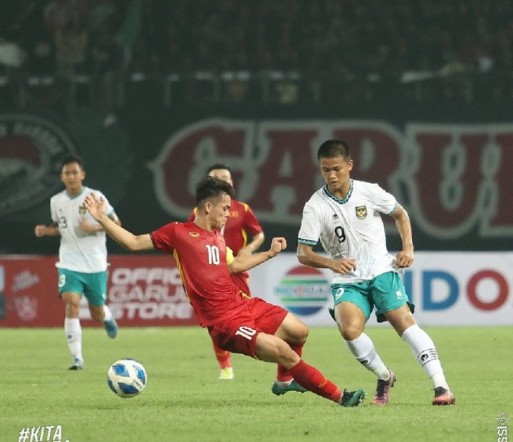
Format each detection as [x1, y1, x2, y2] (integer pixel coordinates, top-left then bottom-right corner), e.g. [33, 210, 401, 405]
[66, 187, 85, 199]
[323, 180, 353, 204]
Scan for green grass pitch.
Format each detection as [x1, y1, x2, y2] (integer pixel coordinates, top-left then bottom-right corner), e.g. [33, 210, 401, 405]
[0, 326, 510, 442]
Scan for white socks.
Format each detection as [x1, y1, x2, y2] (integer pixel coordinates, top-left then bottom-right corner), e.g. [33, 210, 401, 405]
[103, 305, 113, 322]
[402, 324, 449, 390]
[64, 318, 83, 361]
[345, 333, 390, 380]
[346, 326, 450, 390]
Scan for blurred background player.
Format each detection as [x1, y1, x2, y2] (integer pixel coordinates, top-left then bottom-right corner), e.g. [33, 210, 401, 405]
[34, 154, 121, 370]
[297, 140, 455, 406]
[189, 163, 264, 380]
[84, 176, 366, 407]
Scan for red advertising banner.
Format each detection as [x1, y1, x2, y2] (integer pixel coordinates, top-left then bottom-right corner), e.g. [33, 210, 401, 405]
[0, 255, 198, 327]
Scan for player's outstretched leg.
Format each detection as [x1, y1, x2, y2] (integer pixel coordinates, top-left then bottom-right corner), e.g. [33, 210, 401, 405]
[272, 341, 307, 395]
[271, 379, 307, 395]
[340, 389, 367, 407]
[288, 360, 366, 407]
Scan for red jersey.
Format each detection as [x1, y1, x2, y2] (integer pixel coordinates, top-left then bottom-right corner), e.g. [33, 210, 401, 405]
[188, 199, 262, 255]
[188, 199, 262, 294]
[150, 221, 247, 327]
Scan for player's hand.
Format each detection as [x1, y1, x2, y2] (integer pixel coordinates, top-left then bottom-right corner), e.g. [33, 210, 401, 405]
[83, 193, 106, 221]
[34, 225, 46, 237]
[269, 237, 287, 256]
[394, 250, 414, 268]
[331, 258, 357, 274]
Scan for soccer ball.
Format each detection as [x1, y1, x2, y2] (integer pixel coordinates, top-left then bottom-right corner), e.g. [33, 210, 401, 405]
[107, 358, 147, 398]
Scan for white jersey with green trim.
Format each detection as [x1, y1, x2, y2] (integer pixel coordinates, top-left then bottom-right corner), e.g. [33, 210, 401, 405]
[298, 179, 399, 283]
[50, 186, 116, 273]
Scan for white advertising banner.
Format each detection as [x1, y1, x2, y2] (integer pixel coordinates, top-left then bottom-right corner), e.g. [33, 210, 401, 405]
[249, 252, 513, 327]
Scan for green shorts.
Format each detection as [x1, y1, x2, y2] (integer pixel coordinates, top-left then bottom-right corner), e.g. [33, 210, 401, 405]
[331, 271, 414, 323]
[57, 268, 108, 306]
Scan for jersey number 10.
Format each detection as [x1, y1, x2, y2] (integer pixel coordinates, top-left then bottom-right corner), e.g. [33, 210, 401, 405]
[205, 244, 221, 265]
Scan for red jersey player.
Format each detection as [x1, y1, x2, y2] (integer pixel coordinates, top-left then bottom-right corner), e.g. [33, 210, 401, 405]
[83, 176, 365, 407]
[188, 163, 264, 380]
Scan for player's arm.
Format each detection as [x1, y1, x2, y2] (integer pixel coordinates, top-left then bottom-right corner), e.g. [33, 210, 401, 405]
[389, 203, 414, 268]
[229, 237, 285, 273]
[83, 193, 154, 251]
[297, 243, 357, 274]
[237, 231, 265, 257]
[34, 222, 60, 237]
[79, 213, 121, 234]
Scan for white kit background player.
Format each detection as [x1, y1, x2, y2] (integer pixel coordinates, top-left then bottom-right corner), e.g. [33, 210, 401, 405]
[35, 154, 121, 370]
[296, 139, 455, 406]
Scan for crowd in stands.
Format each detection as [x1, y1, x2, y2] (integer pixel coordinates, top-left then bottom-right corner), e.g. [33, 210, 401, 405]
[0, 0, 512, 105]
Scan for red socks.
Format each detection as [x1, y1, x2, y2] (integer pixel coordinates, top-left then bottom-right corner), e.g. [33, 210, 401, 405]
[277, 342, 304, 382]
[213, 342, 231, 369]
[289, 360, 342, 403]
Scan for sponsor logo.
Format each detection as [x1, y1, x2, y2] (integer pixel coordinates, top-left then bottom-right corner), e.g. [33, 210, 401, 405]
[274, 266, 330, 316]
[334, 287, 345, 300]
[0, 113, 77, 217]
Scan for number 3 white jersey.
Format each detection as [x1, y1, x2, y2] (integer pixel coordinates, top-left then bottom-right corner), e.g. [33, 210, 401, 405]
[298, 179, 399, 284]
[50, 186, 116, 273]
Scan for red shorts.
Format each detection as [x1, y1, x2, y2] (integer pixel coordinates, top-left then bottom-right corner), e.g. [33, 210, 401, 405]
[207, 297, 288, 358]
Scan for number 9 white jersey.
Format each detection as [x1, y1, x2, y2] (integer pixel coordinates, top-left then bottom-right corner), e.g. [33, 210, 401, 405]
[298, 179, 399, 283]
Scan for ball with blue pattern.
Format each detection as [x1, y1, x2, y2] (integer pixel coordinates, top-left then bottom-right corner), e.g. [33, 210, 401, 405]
[107, 358, 147, 398]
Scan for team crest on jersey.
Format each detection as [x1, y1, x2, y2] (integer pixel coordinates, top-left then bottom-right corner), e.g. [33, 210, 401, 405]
[79, 205, 87, 215]
[189, 232, 200, 237]
[355, 206, 367, 219]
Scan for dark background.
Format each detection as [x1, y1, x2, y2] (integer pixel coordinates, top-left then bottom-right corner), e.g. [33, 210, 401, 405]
[1, 0, 512, 255]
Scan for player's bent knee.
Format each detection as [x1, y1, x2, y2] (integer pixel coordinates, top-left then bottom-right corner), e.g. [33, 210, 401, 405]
[283, 314, 309, 344]
[295, 323, 309, 343]
[340, 323, 364, 341]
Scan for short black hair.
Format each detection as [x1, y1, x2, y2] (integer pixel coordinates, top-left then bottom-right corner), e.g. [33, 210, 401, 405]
[206, 163, 232, 175]
[317, 140, 351, 160]
[60, 154, 84, 171]
[195, 176, 235, 206]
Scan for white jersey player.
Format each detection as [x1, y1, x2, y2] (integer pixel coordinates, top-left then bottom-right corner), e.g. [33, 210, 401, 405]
[298, 179, 399, 284]
[51, 186, 115, 273]
[35, 155, 121, 370]
[297, 139, 455, 406]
